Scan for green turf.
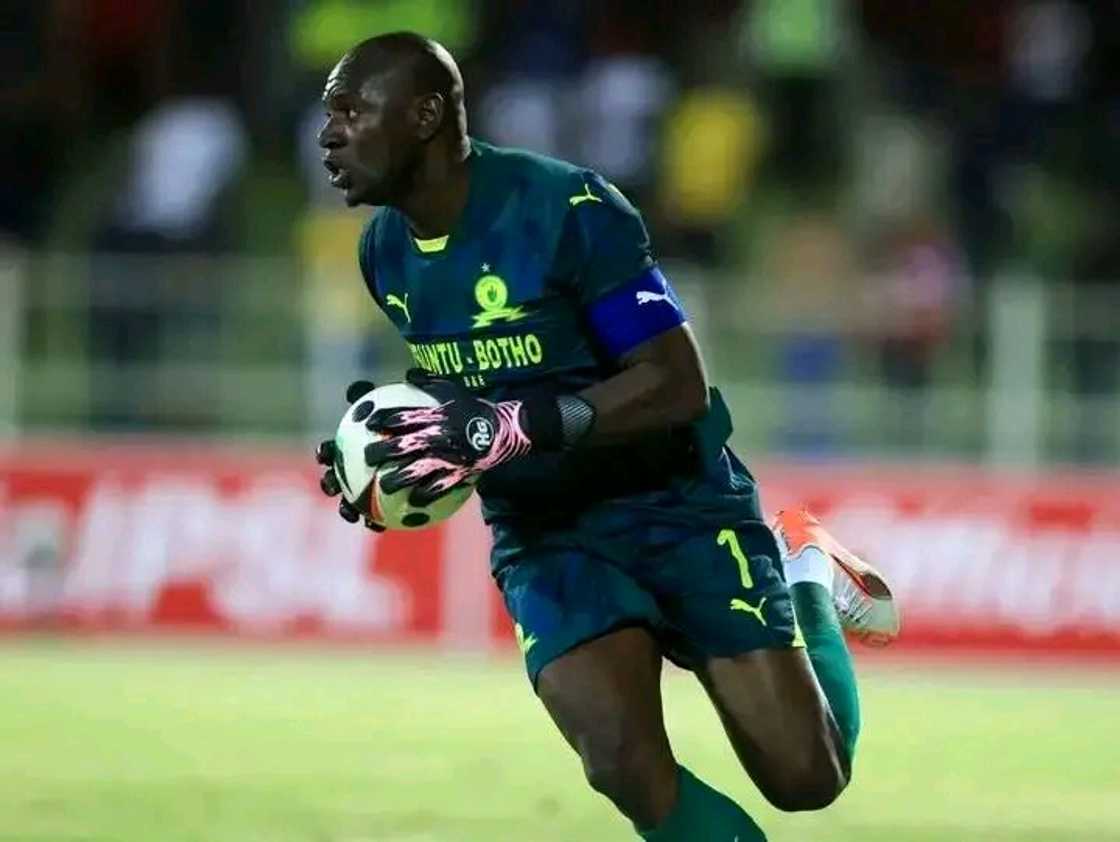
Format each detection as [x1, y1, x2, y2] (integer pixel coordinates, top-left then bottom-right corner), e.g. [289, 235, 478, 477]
[1, 640, 1117, 842]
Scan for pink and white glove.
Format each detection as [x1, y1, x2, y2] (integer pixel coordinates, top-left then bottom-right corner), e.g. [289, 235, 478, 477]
[363, 368, 532, 505]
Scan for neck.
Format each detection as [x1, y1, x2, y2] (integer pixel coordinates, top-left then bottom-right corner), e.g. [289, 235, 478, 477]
[398, 135, 472, 239]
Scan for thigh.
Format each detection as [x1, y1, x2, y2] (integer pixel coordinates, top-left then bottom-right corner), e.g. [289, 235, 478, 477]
[537, 626, 669, 759]
[646, 520, 846, 808]
[536, 626, 677, 826]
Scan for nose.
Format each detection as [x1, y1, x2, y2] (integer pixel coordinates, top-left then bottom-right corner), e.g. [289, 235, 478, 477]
[318, 118, 343, 150]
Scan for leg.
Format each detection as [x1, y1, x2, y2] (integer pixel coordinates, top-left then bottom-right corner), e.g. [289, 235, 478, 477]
[698, 647, 849, 812]
[699, 510, 902, 810]
[498, 547, 766, 839]
[772, 507, 902, 761]
[536, 626, 677, 826]
[537, 626, 767, 840]
[650, 522, 857, 812]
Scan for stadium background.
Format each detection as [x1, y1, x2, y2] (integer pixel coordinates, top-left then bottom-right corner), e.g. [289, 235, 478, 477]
[1, 2, 1118, 840]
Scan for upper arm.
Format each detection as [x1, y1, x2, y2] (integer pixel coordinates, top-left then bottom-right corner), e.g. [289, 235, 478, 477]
[616, 323, 710, 413]
[617, 322, 704, 377]
[561, 173, 655, 308]
[562, 173, 690, 362]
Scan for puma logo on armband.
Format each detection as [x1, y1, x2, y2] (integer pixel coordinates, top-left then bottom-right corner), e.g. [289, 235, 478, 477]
[636, 290, 672, 306]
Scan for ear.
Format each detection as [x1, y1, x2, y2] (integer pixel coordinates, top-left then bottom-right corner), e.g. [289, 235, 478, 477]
[414, 92, 445, 141]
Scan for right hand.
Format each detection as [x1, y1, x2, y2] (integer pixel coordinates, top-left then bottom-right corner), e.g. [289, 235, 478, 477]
[316, 379, 384, 532]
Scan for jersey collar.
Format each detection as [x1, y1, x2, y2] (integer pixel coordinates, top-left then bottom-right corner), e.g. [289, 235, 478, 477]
[407, 138, 487, 259]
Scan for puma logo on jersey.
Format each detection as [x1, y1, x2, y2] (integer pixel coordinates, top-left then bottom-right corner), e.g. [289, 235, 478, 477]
[730, 596, 767, 625]
[385, 293, 411, 324]
[569, 182, 603, 206]
[636, 290, 672, 306]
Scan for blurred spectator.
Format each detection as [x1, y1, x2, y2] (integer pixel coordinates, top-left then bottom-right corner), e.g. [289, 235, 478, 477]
[84, 2, 249, 428]
[850, 111, 949, 228]
[740, 0, 848, 193]
[864, 218, 967, 449]
[476, 1, 588, 159]
[76, 0, 177, 132]
[1067, 192, 1120, 462]
[572, 54, 673, 196]
[102, 99, 248, 250]
[856, 0, 1009, 279]
[751, 210, 859, 455]
[1007, 1, 1091, 105]
[87, 94, 248, 429]
[657, 87, 763, 266]
[479, 2, 674, 199]
[0, 2, 86, 242]
[578, 0, 679, 196]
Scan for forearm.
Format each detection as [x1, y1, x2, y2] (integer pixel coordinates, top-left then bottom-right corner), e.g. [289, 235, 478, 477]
[577, 359, 708, 444]
[519, 326, 710, 450]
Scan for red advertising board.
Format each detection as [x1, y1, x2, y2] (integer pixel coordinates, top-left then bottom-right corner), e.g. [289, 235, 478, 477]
[1, 444, 1118, 653]
[0, 444, 484, 643]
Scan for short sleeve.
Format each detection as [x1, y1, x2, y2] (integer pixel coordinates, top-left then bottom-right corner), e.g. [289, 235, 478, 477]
[556, 173, 687, 358]
[563, 173, 655, 306]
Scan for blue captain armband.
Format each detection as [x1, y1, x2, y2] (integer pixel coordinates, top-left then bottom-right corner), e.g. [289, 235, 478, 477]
[586, 266, 687, 358]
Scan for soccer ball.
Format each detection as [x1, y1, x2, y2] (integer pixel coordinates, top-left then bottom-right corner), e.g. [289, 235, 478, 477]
[332, 383, 474, 530]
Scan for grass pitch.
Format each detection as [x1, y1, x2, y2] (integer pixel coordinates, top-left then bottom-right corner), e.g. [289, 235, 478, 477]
[1, 640, 1117, 842]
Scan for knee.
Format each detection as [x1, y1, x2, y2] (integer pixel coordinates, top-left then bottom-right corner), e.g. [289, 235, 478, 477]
[760, 752, 849, 813]
[580, 731, 676, 820]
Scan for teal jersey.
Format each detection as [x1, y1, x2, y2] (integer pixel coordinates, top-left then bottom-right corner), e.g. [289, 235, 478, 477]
[358, 139, 754, 532]
[360, 140, 650, 390]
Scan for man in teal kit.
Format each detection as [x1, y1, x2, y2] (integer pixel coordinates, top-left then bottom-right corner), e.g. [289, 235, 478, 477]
[315, 32, 900, 840]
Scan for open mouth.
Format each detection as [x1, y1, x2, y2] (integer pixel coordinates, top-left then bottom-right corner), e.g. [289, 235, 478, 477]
[323, 159, 352, 189]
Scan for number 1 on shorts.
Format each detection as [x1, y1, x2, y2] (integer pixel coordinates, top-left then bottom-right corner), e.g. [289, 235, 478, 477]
[717, 529, 754, 589]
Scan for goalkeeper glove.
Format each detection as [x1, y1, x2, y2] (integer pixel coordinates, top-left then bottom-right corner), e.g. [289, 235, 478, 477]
[315, 379, 384, 532]
[363, 368, 533, 506]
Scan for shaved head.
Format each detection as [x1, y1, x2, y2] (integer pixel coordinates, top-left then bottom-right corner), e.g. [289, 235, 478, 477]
[339, 32, 467, 139]
[318, 32, 469, 208]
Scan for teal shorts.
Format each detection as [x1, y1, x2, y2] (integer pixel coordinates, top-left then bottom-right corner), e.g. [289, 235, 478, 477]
[494, 519, 802, 685]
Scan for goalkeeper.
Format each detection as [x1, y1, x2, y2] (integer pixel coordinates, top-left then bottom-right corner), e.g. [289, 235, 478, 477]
[315, 32, 899, 841]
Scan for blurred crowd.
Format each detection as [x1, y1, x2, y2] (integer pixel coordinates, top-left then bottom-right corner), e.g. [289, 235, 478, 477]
[3, 1, 1118, 456]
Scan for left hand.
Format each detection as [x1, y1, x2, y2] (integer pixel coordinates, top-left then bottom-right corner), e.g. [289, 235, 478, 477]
[364, 368, 531, 505]
[316, 379, 385, 532]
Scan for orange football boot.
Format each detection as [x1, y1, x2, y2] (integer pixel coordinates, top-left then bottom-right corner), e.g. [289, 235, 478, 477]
[771, 508, 900, 647]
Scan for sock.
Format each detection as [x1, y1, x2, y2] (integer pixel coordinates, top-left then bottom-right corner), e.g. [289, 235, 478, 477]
[637, 765, 766, 841]
[786, 548, 861, 765]
[784, 544, 834, 591]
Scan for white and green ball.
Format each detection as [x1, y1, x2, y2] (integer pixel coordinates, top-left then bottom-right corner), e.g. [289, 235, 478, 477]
[332, 383, 473, 530]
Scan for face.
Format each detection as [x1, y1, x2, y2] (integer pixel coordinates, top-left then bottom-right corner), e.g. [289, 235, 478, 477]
[317, 59, 420, 207]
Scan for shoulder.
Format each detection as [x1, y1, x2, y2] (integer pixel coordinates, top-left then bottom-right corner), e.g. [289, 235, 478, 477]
[474, 140, 646, 253]
[483, 141, 646, 231]
[472, 139, 599, 206]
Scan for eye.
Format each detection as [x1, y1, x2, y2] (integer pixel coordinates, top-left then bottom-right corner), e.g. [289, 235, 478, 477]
[346, 108, 359, 121]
